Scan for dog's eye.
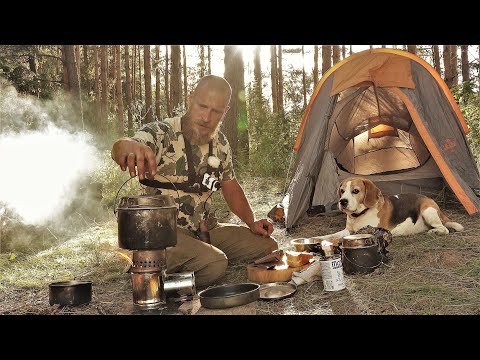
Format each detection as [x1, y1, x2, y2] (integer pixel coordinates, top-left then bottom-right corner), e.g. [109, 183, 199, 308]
[352, 189, 359, 194]
[340, 189, 345, 194]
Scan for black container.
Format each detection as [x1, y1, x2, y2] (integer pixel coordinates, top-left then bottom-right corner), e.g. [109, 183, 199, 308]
[341, 244, 382, 274]
[49, 280, 92, 306]
[117, 195, 177, 250]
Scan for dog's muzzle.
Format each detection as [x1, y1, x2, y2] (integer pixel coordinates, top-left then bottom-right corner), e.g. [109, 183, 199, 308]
[339, 198, 348, 208]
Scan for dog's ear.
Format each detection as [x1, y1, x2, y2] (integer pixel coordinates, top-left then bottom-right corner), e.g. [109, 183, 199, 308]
[337, 180, 345, 199]
[363, 179, 381, 208]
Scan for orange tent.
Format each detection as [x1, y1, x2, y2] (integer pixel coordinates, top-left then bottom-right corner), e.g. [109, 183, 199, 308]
[284, 49, 480, 229]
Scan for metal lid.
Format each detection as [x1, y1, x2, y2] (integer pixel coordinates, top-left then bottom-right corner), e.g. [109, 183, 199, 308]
[117, 195, 177, 210]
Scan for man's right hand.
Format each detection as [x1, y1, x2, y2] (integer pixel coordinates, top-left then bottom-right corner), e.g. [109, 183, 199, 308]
[111, 138, 157, 180]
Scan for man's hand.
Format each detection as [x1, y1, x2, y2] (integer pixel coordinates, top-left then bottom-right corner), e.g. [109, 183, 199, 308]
[111, 138, 157, 180]
[248, 219, 274, 237]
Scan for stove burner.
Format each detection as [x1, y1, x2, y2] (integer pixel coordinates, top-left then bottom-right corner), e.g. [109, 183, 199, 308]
[130, 250, 166, 273]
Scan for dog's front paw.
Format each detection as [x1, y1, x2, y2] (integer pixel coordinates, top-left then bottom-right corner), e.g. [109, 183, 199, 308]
[428, 226, 449, 235]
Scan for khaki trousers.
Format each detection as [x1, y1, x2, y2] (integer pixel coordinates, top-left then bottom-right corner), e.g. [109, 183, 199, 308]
[166, 223, 278, 288]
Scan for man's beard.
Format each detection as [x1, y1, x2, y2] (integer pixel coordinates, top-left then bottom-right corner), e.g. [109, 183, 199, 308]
[182, 115, 220, 145]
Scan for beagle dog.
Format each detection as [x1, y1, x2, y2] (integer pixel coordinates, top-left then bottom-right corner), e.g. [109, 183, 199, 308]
[312, 177, 464, 246]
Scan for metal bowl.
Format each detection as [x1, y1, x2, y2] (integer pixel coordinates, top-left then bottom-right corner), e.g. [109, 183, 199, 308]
[259, 282, 297, 300]
[198, 283, 260, 309]
[290, 238, 322, 252]
[49, 280, 92, 306]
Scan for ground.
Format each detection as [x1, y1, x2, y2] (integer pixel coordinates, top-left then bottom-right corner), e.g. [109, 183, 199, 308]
[1, 176, 480, 315]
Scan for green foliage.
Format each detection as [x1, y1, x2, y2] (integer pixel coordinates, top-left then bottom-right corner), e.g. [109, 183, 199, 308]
[243, 62, 311, 181]
[459, 90, 480, 166]
[0, 45, 62, 99]
[90, 149, 143, 210]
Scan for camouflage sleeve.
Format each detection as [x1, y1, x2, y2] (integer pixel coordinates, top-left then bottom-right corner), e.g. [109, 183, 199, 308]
[217, 133, 235, 182]
[131, 122, 167, 163]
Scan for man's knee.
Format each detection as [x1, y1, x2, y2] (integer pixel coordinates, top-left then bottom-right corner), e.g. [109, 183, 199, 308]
[194, 256, 228, 288]
[259, 236, 279, 255]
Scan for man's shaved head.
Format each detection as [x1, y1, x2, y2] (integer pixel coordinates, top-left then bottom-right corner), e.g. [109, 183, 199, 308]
[193, 75, 232, 105]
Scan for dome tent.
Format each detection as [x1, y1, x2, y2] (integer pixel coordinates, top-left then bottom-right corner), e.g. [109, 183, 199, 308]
[284, 48, 480, 229]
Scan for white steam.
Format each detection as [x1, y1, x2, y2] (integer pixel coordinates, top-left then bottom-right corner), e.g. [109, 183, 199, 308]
[0, 79, 101, 225]
[0, 125, 100, 224]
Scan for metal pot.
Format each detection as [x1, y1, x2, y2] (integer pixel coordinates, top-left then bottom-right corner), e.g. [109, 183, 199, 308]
[49, 280, 92, 306]
[198, 283, 260, 309]
[117, 195, 177, 250]
[341, 234, 381, 274]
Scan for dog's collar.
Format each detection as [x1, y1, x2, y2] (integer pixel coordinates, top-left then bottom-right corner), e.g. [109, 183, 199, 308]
[350, 208, 369, 218]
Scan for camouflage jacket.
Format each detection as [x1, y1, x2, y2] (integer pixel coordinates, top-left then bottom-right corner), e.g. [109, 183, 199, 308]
[132, 117, 234, 232]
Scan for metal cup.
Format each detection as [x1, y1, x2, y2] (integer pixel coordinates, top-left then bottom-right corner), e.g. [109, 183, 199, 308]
[163, 272, 196, 300]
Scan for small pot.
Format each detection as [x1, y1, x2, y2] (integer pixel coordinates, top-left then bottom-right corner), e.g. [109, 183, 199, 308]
[49, 280, 92, 306]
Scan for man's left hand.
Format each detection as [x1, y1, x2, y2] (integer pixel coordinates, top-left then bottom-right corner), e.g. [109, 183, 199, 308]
[249, 219, 274, 237]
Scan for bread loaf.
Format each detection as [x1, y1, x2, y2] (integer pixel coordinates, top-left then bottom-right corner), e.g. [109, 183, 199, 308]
[285, 251, 313, 268]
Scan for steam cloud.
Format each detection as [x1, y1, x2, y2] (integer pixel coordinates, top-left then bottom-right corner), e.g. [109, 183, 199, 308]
[0, 78, 101, 225]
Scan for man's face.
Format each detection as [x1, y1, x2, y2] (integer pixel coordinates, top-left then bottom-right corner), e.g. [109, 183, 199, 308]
[182, 88, 230, 145]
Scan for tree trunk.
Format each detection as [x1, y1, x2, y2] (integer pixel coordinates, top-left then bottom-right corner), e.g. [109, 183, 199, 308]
[143, 45, 153, 124]
[100, 45, 108, 126]
[450, 45, 458, 87]
[224, 46, 247, 166]
[349, 45, 353, 55]
[63, 45, 80, 97]
[461, 45, 470, 83]
[155, 45, 161, 120]
[270, 45, 278, 114]
[433, 45, 441, 75]
[116, 45, 124, 134]
[75, 45, 81, 89]
[342, 45, 346, 59]
[94, 46, 100, 121]
[322, 45, 332, 75]
[443, 45, 453, 88]
[183, 45, 188, 109]
[253, 46, 262, 101]
[277, 45, 284, 115]
[407, 45, 417, 54]
[302, 46, 307, 109]
[207, 45, 211, 75]
[132, 45, 136, 101]
[83, 45, 90, 97]
[165, 45, 171, 117]
[125, 45, 133, 133]
[110, 46, 116, 108]
[199, 45, 205, 78]
[170, 45, 182, 115]
[332, 45, 340, 65]
[138, 46, 142, 101]
[62, 47, 69, 91]
[313, 45, 319, 87]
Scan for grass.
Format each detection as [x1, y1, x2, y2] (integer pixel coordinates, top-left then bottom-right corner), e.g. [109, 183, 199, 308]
[1, 176, 480, 315]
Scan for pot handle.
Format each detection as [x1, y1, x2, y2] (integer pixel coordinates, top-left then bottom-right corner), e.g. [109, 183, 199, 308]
[113, 175, 181, 217]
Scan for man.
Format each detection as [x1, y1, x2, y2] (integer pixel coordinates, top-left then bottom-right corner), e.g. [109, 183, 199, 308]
[111, 75, 278, 287]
